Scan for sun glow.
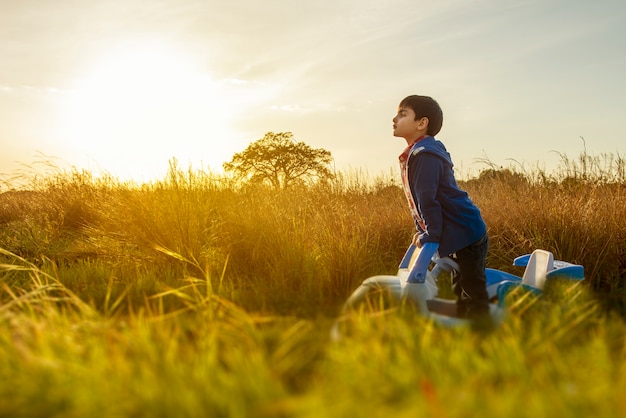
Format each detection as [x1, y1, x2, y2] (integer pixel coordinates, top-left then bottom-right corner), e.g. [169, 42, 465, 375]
[57, 40, 252, 182]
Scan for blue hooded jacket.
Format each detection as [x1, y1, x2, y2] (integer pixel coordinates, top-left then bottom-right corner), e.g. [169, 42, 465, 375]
[405, 136, 486, 257]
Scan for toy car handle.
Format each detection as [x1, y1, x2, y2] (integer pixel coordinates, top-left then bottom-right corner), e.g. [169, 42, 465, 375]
[398, 244, 459, 278]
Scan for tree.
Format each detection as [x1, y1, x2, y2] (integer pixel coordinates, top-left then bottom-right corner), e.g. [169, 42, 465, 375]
[223, 132, 334, 189]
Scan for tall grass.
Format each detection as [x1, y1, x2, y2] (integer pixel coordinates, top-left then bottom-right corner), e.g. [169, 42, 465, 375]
[1, 251, 624, 417]
[1, 150, 625, 417]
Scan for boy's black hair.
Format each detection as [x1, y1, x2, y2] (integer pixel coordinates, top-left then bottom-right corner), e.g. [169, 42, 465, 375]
[399, 95, 443, 136]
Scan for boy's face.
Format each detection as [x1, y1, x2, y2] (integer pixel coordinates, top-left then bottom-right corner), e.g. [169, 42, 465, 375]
[392, 106, 428, 144]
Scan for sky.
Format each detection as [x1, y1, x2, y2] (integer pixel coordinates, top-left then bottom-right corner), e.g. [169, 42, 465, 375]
[1, 0, 625, 185]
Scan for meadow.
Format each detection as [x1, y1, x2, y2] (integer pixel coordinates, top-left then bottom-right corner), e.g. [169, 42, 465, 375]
[0, 152, 625, 417]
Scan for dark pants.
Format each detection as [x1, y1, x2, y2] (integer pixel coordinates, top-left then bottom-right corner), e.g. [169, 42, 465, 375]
[451, 234, 490, 318]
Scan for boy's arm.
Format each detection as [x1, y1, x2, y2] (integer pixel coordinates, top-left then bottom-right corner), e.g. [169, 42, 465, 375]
[408, 153, 444, 247]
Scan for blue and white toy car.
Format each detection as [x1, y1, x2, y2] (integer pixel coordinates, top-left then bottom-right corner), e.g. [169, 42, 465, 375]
[331, 244, 584, 339]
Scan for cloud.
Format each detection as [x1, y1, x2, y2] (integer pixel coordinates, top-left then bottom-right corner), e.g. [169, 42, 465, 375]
[2, 0, 625, 179]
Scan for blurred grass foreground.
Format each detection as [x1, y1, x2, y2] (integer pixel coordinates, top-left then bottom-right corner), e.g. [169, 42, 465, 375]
[1, 151, 625, 417]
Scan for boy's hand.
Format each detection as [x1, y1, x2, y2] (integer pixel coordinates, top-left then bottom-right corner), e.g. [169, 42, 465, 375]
[412, 233, 422, 248]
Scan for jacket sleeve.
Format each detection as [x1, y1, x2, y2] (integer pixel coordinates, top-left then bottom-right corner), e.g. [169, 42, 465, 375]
[408, 153, 443, 246]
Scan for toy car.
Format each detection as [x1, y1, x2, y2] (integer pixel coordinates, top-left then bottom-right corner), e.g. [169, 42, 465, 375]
[331, 244, 584, 340]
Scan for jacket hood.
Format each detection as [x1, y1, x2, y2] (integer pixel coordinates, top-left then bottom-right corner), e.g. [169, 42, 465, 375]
[408, 136, 453, 167]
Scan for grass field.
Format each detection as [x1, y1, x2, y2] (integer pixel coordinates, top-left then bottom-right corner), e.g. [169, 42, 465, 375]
[1, 153, 625, 417]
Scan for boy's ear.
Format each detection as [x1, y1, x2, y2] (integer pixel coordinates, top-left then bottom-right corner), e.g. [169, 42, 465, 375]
[418, 116, 429, 130]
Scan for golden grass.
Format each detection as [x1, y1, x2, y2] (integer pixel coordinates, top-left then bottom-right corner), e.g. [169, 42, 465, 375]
[0, 151, 625, 416]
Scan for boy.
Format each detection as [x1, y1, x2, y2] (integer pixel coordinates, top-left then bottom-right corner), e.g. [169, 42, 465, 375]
[392, 95, 489, 319]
